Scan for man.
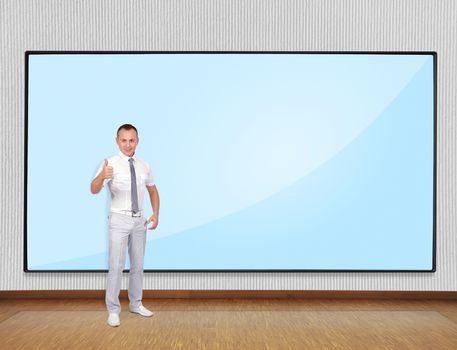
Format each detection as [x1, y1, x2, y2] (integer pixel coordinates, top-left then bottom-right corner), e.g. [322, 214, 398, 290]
[91, 123, 160, 327]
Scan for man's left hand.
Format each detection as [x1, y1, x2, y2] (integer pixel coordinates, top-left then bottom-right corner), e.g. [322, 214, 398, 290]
[145, 215, 159, 230]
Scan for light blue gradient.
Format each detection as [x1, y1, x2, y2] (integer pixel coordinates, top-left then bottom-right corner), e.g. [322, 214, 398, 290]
[27, 53, 434, 270]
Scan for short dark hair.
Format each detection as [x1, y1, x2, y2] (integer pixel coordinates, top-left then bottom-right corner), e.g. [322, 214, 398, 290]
[117, 124, 138, 137]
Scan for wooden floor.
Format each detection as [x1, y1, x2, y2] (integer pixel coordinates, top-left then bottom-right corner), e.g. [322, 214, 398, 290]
[1, 298, 457, 349]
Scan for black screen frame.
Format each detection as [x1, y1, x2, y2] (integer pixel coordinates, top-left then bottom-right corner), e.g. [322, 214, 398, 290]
[24, 50, 437, 273]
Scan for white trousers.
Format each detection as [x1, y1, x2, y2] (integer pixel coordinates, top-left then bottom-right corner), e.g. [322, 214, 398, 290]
[105, 212, 147, 314]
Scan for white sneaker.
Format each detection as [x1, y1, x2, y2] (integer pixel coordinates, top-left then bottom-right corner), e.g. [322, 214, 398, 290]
[129, 305, 154, 317]
[107, 313, 120, 327]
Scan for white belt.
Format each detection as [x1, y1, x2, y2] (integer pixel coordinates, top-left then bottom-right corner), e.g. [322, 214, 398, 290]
[111, 209, 143, 217]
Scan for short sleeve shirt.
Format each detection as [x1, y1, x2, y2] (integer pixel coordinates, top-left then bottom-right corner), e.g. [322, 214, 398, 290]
[94, 151, 154, 213]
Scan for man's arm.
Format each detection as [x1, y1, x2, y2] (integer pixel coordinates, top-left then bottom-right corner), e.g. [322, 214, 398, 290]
[146, 185, 160, 230]
[91, 159, 113, 194]
[91, 173, 105, 194]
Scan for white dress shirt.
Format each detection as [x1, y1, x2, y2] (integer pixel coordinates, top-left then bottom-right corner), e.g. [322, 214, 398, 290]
[94, 151, 154, 213]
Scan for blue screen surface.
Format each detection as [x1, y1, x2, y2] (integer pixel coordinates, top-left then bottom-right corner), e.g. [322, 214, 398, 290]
[26, 53, 435, 271]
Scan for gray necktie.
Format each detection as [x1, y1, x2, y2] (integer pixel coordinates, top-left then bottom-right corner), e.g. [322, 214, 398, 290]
[129, 158, 139, 213]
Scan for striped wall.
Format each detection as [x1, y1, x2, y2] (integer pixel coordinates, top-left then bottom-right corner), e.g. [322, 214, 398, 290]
[1, 0, 456, 291]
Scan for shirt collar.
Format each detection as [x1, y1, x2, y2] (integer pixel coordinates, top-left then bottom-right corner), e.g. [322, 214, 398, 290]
[118, 151, 137, 162]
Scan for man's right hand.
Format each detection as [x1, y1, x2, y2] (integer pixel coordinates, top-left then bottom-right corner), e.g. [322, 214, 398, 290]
[101, 159, 113, 180]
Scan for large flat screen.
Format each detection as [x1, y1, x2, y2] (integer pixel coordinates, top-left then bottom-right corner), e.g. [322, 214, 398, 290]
[25, 52, 436, 272]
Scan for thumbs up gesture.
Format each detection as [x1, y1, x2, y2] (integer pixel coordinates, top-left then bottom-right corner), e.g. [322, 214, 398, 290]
[101, 159, 113, 180]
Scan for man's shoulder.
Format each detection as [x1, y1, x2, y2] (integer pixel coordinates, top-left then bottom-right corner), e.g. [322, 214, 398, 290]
[134, 155, 151, 167]
[106, 154, 122, 164]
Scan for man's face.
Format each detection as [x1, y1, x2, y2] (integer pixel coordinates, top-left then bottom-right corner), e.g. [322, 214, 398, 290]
[116, 128, 139, 157]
